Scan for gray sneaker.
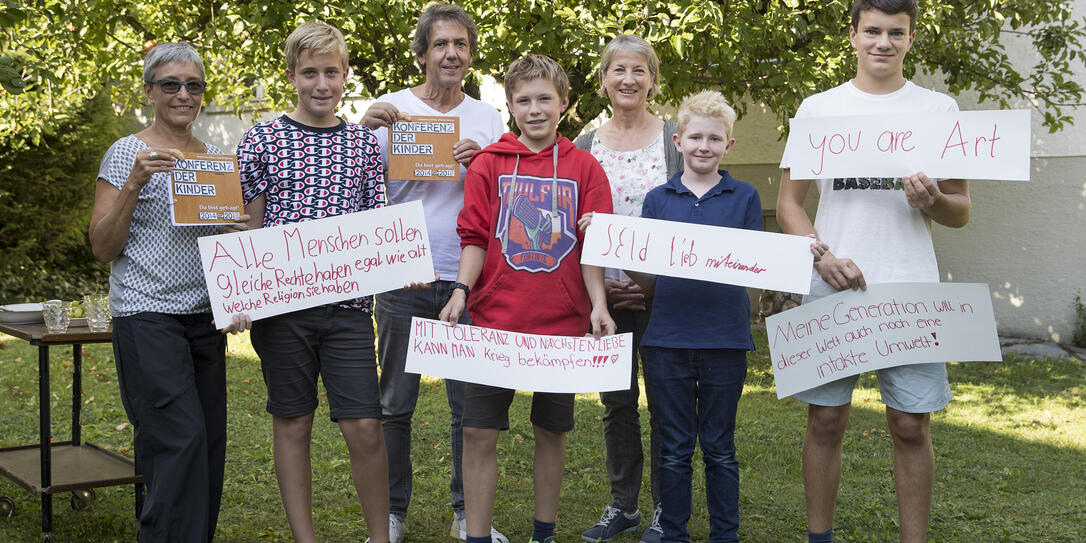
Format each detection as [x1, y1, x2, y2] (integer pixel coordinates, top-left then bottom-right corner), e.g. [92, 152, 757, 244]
[390, 515, 406, 543]
[582, 505, 640, 542]
[451, 516, 509, 543]
[639, 506, 662, 543]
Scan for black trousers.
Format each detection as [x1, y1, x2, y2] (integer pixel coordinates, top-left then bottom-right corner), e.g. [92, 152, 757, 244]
[112, 312, 227, 542]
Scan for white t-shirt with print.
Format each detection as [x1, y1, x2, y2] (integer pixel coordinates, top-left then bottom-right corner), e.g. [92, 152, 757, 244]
[373, 89, 504, 280]
[780, 80, 959, 300]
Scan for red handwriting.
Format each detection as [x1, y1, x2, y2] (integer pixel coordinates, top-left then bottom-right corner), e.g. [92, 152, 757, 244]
[816, 349, 869, 379]
[373, 218, 423, 246]
[808, 131, 862, 176]
[669, 237, 697, 267]
[704, 253, 766, 274]
[874, 334, 935, 356]
[941, 121, 1001, 159]
[207, 237, 275, 272]
[600, 224, 650, 262]
[875, 130, 915, 153]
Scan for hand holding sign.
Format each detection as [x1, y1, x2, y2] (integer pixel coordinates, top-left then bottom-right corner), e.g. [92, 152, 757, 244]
[129, 148, 184, 192]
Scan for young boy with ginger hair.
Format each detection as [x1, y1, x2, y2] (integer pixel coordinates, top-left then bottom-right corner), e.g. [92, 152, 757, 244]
[236, 21, 390, 543]
[439, 54, 616, 543]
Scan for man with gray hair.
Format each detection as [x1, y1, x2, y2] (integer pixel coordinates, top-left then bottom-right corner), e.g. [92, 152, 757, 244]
[362, 4, 505, 543]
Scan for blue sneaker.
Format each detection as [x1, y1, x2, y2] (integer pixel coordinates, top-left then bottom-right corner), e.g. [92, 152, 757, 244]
[639, 506, 662, 543]
[582, 505, 640, 542]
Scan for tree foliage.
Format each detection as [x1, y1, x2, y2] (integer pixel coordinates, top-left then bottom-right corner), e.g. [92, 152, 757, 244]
[1, 0, 1084, 140]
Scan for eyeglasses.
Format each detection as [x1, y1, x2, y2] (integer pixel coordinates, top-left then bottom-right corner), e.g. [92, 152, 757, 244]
[148, 79, 207, 95]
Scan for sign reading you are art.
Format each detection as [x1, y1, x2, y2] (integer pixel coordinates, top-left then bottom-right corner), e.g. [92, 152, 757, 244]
[785, 109, 1030, 181]
[198, 201, 435, 328]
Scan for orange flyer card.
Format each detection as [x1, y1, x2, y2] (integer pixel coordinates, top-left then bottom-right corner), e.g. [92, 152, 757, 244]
[169, 153, 244, 226]
[387, 115, 460, 181]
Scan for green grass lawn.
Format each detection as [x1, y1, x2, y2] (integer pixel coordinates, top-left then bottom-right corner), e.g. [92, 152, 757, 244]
[1, 329, 1083, 542]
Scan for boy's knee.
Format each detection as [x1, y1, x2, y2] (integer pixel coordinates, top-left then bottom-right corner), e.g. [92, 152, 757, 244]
[463, 426, 500, 449]
[273, 414, 314, 442]
[887, 409, 930, 448]
[807, 404, 850, 440]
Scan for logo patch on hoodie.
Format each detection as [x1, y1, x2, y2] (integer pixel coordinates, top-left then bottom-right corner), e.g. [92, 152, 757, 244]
[496, 174, 578, 273]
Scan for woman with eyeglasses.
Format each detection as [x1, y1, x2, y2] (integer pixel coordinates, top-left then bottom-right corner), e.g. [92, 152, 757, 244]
[89, 41, 241, 542]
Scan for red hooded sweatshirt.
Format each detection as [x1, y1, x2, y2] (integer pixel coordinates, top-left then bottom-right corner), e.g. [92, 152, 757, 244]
[457, 133, 613, 336]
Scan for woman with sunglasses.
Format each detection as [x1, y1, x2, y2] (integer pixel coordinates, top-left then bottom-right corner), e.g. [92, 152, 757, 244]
[90, 41, 241, 542]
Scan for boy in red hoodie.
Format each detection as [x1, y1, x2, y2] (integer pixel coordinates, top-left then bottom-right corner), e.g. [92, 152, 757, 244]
[439, 54, 616, 543]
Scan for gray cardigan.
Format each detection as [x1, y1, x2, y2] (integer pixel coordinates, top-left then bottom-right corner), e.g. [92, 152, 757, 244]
[573, 120, 683, 180]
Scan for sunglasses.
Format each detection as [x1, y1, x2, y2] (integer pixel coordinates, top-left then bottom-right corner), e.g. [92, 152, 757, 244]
[148, 79, 207, 95]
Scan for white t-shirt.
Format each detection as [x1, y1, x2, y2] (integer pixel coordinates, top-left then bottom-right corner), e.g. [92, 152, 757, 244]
[780, 81, 959, 300]
[373, 89, 504, 279]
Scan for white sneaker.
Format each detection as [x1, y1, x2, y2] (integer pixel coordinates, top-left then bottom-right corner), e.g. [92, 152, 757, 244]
[390, 515, 406, 543]
[451, 516, 509, 543]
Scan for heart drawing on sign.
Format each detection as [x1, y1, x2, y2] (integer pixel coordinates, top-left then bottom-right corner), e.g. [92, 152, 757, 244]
[610, 355, 619, 365]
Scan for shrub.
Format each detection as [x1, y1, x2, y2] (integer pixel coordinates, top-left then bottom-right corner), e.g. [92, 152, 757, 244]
[0, 94, 138, 302]
[1073, 293, 1086, 348]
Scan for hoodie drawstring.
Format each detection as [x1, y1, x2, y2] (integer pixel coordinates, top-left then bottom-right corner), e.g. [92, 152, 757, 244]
[500, 141, 560, 256]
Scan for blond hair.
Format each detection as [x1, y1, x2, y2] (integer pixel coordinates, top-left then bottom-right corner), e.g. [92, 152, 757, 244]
[597, 34, 661, 99]
[504, 54, 570, 101]
[676, 90, 737, 138]
[284, 22, 348, 72]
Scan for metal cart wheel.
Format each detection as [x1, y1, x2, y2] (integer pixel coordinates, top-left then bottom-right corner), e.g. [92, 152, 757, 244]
[0, 496, 14, 518]
[70, 489, 96, 511]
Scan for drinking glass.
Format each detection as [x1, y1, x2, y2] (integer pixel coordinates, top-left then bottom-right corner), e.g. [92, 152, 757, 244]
[84, 294, 112, 332]
[42, 300, 70, 334]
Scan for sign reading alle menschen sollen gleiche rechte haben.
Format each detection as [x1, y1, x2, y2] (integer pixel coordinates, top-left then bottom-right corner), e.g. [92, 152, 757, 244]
[784, 109, 1030, 181]
[580, 213, 815, 295]
[388, 115, 460, 181]
[766, 283, 1002, 399]
[197, 201, 435, 328]
[170, 153, 244, 226]
[405, 317, 634, 393]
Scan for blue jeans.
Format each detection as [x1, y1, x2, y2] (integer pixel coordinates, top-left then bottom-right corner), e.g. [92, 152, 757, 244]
[642, 347, 747, 543]
[375, 283, 468, 519]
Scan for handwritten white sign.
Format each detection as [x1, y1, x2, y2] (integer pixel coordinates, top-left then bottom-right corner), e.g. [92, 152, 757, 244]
[767, 282, 1002, 399]
[785, 109, 1030, 181]
[198, 201, 435, 328]
[405, 318, 633, 393]
[581, 213, 814, 295]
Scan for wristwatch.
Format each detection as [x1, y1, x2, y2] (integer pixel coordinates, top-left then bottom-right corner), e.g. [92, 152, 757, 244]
[450, 282, 470, 300]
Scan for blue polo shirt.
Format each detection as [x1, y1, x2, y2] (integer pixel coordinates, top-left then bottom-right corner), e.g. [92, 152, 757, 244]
[640, 170, 762, 350]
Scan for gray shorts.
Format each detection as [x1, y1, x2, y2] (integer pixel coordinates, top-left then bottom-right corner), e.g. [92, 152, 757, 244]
[250, 305, 380, 421]
[792, 362, 952, 413]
